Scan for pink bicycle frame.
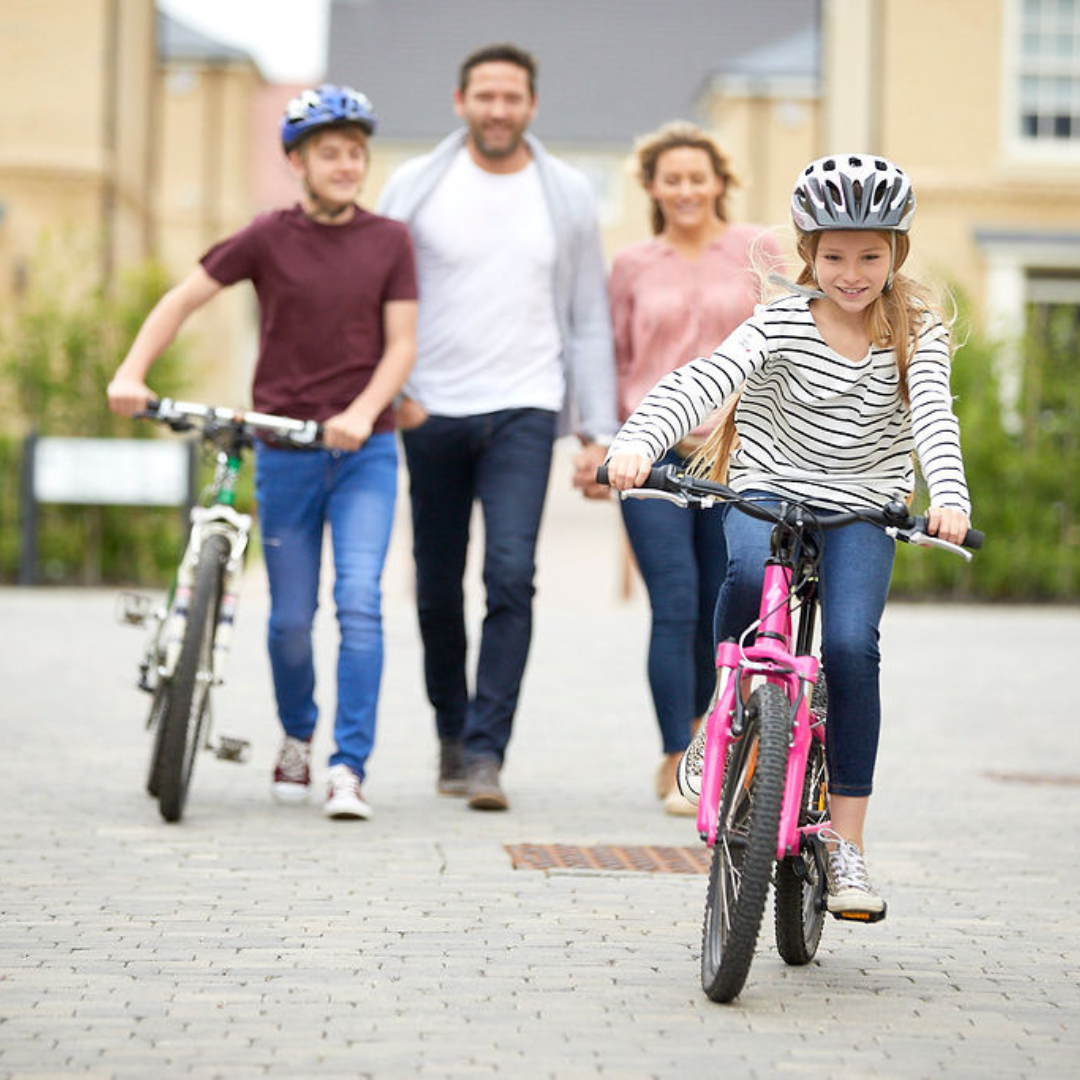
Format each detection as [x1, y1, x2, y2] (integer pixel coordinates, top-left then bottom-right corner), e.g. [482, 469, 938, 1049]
[695, 559, 826, 858]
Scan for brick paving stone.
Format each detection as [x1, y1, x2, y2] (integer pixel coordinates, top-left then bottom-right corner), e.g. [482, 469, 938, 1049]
[2, 449, 1079, 1076]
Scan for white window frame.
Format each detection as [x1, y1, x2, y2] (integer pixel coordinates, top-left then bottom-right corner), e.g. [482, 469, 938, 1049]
[977, 229, 1080, 426]
[1002, 0, 1080, 162]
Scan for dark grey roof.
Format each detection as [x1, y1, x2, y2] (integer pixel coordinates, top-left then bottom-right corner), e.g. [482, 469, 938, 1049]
[327, 0, 820, 145]
[157, 10, 256, 68]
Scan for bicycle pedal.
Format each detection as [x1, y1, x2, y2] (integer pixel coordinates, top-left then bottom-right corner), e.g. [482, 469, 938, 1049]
[117, 592, 156, 627]
[213, 736, 251, 763]
[830, 903, 887, 924]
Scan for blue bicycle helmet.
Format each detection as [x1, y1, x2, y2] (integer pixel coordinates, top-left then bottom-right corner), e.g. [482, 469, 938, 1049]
[791, 153, 915, 233]
[281, 84, 378, 152]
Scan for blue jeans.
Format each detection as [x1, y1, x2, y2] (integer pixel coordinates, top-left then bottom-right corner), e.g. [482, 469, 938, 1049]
[715, 497, 895, 797]
[620, 449, 726, 754]
[401, 408, 556, 765]
[254, 434, 397, 780]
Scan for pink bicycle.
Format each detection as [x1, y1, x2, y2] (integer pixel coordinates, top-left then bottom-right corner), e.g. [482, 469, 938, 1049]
[600, 463, 981, 1002]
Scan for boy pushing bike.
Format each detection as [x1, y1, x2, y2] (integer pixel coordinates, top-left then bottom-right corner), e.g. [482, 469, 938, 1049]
[108, 84, 417, 820]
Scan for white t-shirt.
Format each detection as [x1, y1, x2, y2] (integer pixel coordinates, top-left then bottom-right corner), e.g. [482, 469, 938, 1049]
[405, 149, 563, 416]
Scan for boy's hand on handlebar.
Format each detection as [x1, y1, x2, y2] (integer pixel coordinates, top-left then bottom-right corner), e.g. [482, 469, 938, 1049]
[323, 411, 372, 452]
[926, 506, 970, 546]
[605, 451, 652, 491]
[107, 376, 153, 417]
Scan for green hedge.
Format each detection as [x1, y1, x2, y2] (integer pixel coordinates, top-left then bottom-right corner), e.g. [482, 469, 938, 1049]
[0, 253, 192, 586]
[890, 304, 1079, 600]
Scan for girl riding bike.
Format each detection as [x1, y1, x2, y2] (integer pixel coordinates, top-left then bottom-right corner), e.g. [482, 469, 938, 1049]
[605, 152, 973, 917]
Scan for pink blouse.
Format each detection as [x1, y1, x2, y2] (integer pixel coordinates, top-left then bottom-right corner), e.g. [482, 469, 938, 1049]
[609, 224, 783, 429]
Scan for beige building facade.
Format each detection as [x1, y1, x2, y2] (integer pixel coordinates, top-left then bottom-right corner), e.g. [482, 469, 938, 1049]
[1, 0, 1076, 414]
[0, 0, 156, 299]
[821, 0, 1080, 343]
[0, 0, 266, 409]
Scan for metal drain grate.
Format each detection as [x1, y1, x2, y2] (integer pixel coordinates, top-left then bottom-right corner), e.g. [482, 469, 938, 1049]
[984, 771, 1080, 787]
[505, 843, 709, 874]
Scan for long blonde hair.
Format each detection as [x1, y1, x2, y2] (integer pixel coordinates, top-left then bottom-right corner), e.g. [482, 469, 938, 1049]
[689, 228, 945, 482]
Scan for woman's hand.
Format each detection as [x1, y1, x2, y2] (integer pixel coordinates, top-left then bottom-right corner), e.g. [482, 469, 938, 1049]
[926, 506, 971, 546]
[605, 450, 652, 491]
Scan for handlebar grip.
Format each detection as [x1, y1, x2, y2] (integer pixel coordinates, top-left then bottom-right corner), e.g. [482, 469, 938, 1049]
[595, 464, 674, 489]
[911, 516, 984, 551]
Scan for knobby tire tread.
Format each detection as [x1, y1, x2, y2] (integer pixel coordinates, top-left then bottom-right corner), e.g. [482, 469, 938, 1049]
[774, 737, 828, 964]
[701, 683, 790, 1002]
[156, 535, 228, 822]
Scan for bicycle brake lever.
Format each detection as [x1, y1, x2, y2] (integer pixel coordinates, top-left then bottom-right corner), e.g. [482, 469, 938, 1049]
[896, 529, 973, 562]
[618, 488, 691, 507]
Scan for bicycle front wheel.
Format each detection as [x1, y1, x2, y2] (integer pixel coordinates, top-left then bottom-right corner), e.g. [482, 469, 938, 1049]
[156, 534, 228, 822]
[701, 683, 790, 1003]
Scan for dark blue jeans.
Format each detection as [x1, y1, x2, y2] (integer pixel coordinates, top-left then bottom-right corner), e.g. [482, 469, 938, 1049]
[716, 497, 896, 797]
[401, 408, 556, 765]
[620, 449, 726, 754]
[254, 435, 398, 780]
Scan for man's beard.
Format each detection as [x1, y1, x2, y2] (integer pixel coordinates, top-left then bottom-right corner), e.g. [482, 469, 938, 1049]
[471, 123, 524, 160]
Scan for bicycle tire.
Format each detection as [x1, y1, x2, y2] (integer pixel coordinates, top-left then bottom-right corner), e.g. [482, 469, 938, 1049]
[774, 733, 829, 964]
[145, 684, 171, 798]
[701, 683, 790, 1002]
[156, 534, 228, 822]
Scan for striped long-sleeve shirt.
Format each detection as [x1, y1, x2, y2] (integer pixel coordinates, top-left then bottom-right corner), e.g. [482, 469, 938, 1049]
[608, 294, 971, 514]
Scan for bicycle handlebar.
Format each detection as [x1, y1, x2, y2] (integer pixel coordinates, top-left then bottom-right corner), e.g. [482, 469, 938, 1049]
[139, 398, 324, 448]
[595, 463, 983, 556]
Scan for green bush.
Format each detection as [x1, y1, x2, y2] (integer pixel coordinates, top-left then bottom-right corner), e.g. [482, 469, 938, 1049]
[0, 248, 191, 585]
[890, 302, 1080, 600]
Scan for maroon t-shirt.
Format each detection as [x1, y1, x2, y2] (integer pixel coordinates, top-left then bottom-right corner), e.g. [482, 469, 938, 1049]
[201, 205, 417, 429]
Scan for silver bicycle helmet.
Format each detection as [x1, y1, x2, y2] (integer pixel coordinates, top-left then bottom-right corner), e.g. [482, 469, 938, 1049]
[791, 154, 915, 233]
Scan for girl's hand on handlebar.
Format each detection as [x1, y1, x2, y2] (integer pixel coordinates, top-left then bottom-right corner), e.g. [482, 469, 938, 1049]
[926, 506, 970, 546]
[107, 376, 153, 417]
[605, 450, 652, 491]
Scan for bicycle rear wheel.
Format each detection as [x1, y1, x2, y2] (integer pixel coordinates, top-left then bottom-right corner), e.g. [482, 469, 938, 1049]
[156, 534, 228, 822]
[701, 683, 790, 1002]
[774, 732, 829, 964]
[145, 684, 170, 798]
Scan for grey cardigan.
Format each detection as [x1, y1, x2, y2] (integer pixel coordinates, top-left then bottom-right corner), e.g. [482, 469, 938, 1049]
[376, 129, 618, 440]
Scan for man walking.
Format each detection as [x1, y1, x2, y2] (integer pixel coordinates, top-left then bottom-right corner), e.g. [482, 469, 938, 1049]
[378, 43, 616, 810]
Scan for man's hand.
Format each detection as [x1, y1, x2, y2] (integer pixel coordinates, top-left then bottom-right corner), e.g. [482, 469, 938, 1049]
[107, 375, 153, 417]
[395, 396, 428, 431]
[572, 441, 611, 500]
[323, 411, 373, 452]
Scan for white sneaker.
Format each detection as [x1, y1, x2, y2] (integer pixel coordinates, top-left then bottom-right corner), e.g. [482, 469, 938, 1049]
[825, 835, 885, 915]
[271, 736, 311, 804]
[675, 723, 707, 806]
[324, 764, 371, 820]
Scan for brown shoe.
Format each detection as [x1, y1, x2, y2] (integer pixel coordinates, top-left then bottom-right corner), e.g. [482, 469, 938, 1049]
[465, 758, 508, 811]
[438, 739, 467, 796]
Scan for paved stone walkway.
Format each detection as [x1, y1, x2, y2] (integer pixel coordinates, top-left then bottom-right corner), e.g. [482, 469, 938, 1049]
[2, 448, 1078, 1077]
